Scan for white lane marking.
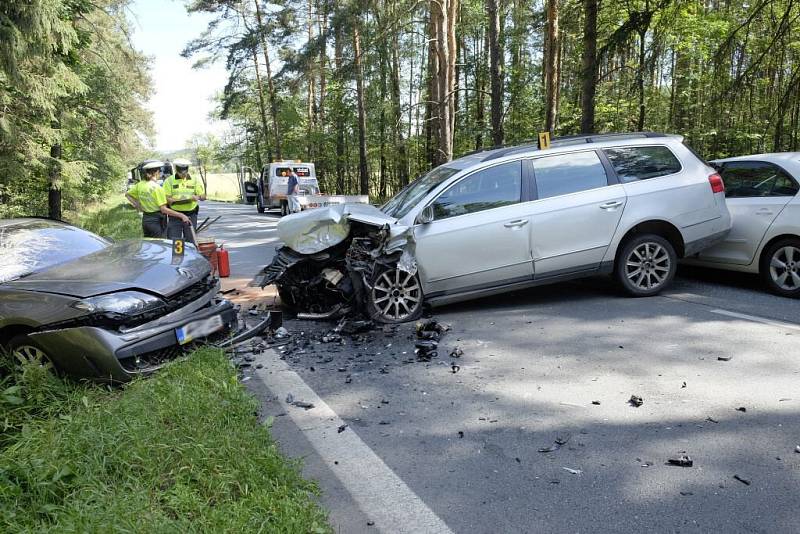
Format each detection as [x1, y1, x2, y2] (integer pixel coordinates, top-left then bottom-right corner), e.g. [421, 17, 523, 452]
[709, 308, 800, 332]
[256, 355, 454, 534]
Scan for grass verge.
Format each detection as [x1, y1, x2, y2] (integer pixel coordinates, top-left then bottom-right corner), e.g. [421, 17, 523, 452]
[74, 195, 143, 240]
[0, 349, 330, 532]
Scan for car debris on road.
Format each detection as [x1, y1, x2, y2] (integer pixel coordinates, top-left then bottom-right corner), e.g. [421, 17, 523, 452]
[629, 395, 644, 407]
[667, 455, 694, 467]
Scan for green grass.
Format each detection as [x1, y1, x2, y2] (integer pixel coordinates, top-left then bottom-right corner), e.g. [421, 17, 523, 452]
[75, 196, 143, 240]
[0, 349, 330, 532]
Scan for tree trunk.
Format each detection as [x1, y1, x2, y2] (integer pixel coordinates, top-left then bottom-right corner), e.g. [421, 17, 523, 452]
[334, 25, 346, 193]
[431, 0, 458, 164]
[317, 2, 328, 187]
[637, 27, 646, 130]
[253, 0, 282, 159]
[353, 22, 369, 196]
[487, 0, 503, 146]
[475, 29, 487, 150]
[545, 0, 559, 133]
[251, 46, 272, 152]
[426, 10, 439, 166]
[391, 35, 409, 186]
[48, 136, 62, 220]
[580, 0, 597, 133]
[306, 0, 316, 160]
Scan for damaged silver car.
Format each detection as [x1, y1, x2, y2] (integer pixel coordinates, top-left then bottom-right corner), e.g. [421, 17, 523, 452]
[0, 218, 241, 382]
[256, 133, 732, 323]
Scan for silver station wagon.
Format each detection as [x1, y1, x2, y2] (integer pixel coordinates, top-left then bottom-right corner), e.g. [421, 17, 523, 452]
[260, 133, 732, 323]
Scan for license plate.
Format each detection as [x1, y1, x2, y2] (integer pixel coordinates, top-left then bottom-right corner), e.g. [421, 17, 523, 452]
[176, 315, 224, 345]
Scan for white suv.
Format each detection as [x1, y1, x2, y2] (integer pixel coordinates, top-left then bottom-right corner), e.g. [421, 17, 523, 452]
[264, 132, 733, 322]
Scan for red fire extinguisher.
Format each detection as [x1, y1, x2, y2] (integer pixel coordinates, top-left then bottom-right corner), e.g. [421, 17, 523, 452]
[217, 244, 230, 278]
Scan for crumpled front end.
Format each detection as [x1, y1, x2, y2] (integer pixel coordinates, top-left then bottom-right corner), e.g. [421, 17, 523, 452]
[253, 205, 420, 321]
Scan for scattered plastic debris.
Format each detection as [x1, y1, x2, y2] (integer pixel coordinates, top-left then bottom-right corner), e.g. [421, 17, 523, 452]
[706, 416, 719, 424]
[285, 393, 294, 404]
[733, 474, 751, 486]
[338, 424, 348, 433]
[795, 445, 800, 454]
[735, 406, 747, 412]
[591, 400, 601, 405]
[538, 434, 571, 453]
[680, 491, 694, 496]
[718, 356, 732, 361]
[274, 326, 290, 339]
[458, 431, 464, 438]
[415, 340, 439, 361]
[629, 395, 644, 407]
[667, 455, 693, 467]
[681, 381, 687, 388]
[451, 363, 460, 373]
[449, 347, 463, 358]
[293, 400, 314, 410]
[562, 467, 582, 475]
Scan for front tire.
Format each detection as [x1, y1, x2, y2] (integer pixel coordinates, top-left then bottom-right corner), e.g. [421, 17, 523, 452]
[615, 234, 677, 297]
[366, 267, 424, 323]
[760, 238, 800, 298]
[6, 334, 55, 370]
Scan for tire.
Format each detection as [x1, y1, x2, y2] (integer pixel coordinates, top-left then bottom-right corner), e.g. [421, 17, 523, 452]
[366, 266, 424, 323]
[615, 234, 677, 297]
[759, 238, 800, 298]
[6, 334, 56, 370]
[256, 197, 265, 214]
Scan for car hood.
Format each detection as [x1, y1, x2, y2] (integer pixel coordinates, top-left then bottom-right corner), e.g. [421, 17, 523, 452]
[5, 239, 211, 298]
[277, 203, 402, 254]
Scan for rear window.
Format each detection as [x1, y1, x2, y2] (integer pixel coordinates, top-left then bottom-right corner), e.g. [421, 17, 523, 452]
[603, 146, 682, 182]
[533, 151, 608, 199]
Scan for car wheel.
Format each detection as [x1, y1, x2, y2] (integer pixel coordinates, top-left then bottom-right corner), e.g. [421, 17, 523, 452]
[616, 234, 677, 297]
[366, 267, 424, 323]
[7, 334, 55, 369]
[760, 238, 800, 298]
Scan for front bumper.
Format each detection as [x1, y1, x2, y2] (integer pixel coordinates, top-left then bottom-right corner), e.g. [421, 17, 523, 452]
[30, 297, 238, 383]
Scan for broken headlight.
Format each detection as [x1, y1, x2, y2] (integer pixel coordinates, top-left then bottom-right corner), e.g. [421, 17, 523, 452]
[72, 291, 166, 315]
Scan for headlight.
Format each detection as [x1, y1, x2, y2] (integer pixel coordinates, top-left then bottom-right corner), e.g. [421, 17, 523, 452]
[72, 291, 165, 315]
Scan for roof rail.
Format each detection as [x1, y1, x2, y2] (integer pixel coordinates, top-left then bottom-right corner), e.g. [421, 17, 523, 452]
[480, 131, 672, 162]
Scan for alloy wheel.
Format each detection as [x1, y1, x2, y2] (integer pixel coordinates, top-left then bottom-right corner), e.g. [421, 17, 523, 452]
[625, 242, 671, 291]
[12, 344, 50, 366]
[769, 245, 800, 291]
[371, 269, 422, 322]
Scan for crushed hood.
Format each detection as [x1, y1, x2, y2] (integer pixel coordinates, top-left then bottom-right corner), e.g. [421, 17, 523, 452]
[277, 203, 402, 254]
[6, 240, 211, 298]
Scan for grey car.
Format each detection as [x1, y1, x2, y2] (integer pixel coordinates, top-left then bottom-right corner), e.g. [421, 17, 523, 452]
[258, 132, 732, 323]
[0, 218, 237, 382]
[684, 152, 800, 297]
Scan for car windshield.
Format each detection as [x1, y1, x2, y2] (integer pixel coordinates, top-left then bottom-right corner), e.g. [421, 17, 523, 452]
[381, 166, 459, 218]
[0, 220, 110, 283]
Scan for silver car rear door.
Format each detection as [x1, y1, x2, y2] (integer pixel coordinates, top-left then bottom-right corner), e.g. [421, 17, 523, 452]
[528, 150, 627, 278]
[413, 160, 534, 296]
[696, 161, 797, 265]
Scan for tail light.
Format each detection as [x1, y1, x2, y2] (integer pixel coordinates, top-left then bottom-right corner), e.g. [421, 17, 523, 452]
[709, 173, 725, 194]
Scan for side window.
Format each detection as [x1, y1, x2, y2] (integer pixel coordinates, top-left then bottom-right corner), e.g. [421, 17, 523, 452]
[275, 166, 292, 177]
[533, 151, 608, 200]
[603, 146, 682, 182]
[721, 162, 800, 198]
[433, 161, 521, 220]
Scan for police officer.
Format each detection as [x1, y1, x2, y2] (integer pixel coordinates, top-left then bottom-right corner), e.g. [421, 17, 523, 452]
[164, 158, 205, 243]
[125, 160, 190, 237]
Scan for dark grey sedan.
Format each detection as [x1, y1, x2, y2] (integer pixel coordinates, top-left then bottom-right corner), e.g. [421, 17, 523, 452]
[0, 218, 237, 382]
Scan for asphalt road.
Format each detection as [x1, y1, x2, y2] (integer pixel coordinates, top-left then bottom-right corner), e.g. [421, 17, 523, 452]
[203, 201, 800, 533]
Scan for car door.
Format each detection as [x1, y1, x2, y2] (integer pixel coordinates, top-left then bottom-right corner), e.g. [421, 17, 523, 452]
[413, 160, 534, 296]
[696, 161, 799, 265]
[528, 150, 627, 277]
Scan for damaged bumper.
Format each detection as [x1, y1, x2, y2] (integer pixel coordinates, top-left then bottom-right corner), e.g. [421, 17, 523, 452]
[252, 203, 422, 322]
[30, 292, 241, 383]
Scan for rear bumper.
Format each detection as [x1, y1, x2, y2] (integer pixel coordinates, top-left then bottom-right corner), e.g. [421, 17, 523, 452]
[684, 227, 730, 257]
[30, 299, 238, 383]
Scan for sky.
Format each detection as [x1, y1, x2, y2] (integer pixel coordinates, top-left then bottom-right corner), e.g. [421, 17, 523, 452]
[130, 0, 230, 152]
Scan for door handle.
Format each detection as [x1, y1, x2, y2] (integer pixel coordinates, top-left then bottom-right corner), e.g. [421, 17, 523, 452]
[504, 219, 529, 228]
[599, 201, 624, 209]
[755, 208, 774, 215]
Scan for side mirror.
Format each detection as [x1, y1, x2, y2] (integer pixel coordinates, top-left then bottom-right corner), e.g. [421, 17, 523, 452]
[416, 205, 434, 225]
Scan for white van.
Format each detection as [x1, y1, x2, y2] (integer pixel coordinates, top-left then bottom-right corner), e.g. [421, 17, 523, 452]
[254, 161, 368, 216]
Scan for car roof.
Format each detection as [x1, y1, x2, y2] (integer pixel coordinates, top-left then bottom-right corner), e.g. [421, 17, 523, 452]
[446, 132, 684, 170]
